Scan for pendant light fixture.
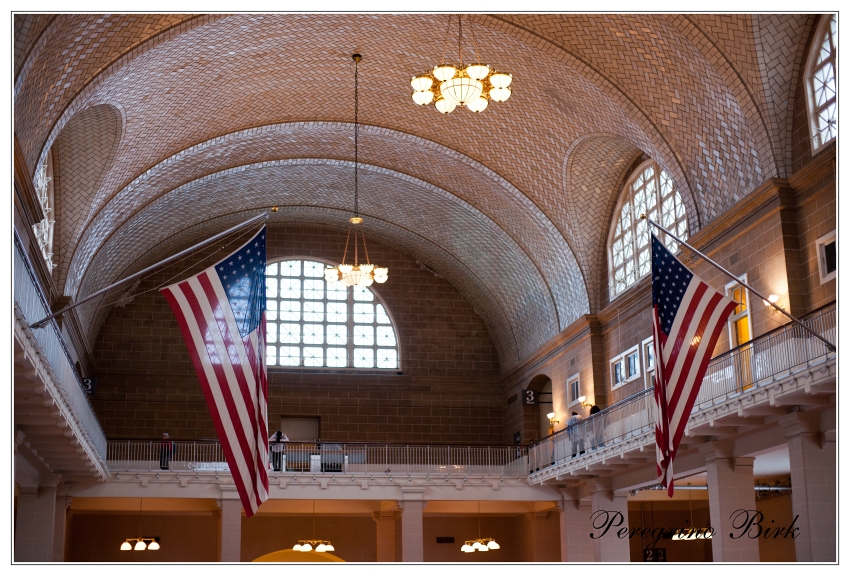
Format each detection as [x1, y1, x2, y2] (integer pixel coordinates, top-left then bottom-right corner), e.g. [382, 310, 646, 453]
[293, 500, 335, 552]
[120, 498, 161, 551]
[325, 54, 388, 287]
[410, 15, 513, 114]
[460, 501, 500, 553]
[671, 483, 712, 540]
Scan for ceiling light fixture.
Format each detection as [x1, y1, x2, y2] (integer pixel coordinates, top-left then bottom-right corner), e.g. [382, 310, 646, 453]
[461, 501, 500, 553]
[411, 15, 513, 114]
[293, 501, 335, 552]
[120, 498, 161, 551]
[325, 54, 388, 287]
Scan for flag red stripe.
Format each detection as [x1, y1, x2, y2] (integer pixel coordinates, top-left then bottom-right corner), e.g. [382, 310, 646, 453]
[177, 278, 259, 514]
[662, 282, 708, 384]
[666, 289, 724, 413]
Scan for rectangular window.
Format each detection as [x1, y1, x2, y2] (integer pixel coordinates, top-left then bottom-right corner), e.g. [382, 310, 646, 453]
[642, 336, 655, 389]
[725, 277, 752, 348]
[816, 230, 836, 284]
[568, 376, 580, 405]
[611, 345, 640, 390]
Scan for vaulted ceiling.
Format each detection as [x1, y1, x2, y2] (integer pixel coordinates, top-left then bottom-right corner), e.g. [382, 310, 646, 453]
[14, 13, 816, 371]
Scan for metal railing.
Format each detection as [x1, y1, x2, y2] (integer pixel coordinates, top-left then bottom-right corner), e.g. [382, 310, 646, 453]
[528, 303, 836, 472]
[14, 234, 107, 459]
[106, 440, 529, 476]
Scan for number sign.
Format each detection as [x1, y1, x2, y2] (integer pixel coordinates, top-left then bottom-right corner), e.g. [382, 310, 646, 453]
[522, 390, 537, 405]
[643, 548, 666, 562]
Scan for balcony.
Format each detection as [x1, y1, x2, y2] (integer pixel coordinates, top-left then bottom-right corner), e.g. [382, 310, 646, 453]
[528, 303, 836, 482]
[14, 234, 108, 479]
[106, 441, 529, 477]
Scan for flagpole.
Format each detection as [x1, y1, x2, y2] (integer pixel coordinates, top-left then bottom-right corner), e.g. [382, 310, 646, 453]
[640, 214, 835, 352]
[29, 212, 270, 329]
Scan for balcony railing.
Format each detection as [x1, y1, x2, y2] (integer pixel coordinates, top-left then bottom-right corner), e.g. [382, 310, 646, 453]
[528, 303, 836, 473]
[14, 234, 107, 459]
[106, 441, 530, 476]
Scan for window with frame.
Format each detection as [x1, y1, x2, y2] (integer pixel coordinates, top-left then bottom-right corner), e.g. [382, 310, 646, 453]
[805, 14, 837, 153]
[568, 376, 581, 406]
[642, 336, 655, 389]
[265, 259, 399, 369]
[609, 161, 688, 298]
[725, 279, 752, 348]
[816, 230, 836, 284]
[611, 345, 641, 390]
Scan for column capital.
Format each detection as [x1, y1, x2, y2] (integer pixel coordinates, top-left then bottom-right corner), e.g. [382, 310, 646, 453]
[38, 473, 62, 489]
[372, 511, 399, 522]
[733, 457, 755, 473]
[699, 440, 734, 462]
[218, 484, 241, 501]
[779, 411, 823, 438]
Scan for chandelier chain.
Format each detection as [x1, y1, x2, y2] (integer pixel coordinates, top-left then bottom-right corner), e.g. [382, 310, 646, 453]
[361, 230, 371, 264]
[457, 15, 463, 64]
[354, 56, 359, 218]
[441, 15, 452, 64]
[342, 228, 351, 264]
[469, 18, 482, 64]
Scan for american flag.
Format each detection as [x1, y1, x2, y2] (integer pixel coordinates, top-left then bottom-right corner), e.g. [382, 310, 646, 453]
[161, 226, 269, 516]
[652, 234, 737, 496]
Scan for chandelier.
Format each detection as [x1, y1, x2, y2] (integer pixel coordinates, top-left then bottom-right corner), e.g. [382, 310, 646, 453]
[120, 498, 161, 551]
[325, 54, 388, 287]
[293, 501, 335, 552]
[460, 501, 500, 553]
[410, 15, 513, 114]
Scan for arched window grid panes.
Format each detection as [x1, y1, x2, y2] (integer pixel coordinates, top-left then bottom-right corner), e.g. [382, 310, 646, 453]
[609, 160, 689, 299]
[264, 258, 400, 370]
[806, 14, 837, 153]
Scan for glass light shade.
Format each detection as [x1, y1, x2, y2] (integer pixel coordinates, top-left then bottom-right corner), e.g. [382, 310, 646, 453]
[471, 541, 482, 551]
[341, 275, 354, 287]
[325, 544, 335, 552]
[148, 540, 160, 550]
[461, 544, 474, 553]
[293, 544, 303, 551]
[360, 276, 374, 287]
[360, 264, 375, 273]
[339, 264, 353, 274]
[301, 543, 313, 552]
[489, 72, 512, 88]
[466, 96, 488, 113]
[120, 542, 132, 551]
[435, 97, 456, 114]
[489, 87, 511, 102]
[478, 545, 489, 552]
[412, 90, 434, 106]
[440, 77, 483, 105]
[487, 540, 500, 549]
[315, 543, 327, 552]
[433, 65, 457, 81]
[134, 540, 147, 550]
[466, 63, 490, 80]
[324, 268, 340, 282]
[348, 267, 364, 285]
[411, 75, 433, 91]
[547, 412, 555, 420]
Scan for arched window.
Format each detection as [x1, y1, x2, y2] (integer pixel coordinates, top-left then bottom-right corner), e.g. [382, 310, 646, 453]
[805, 14, 837, 153]
[609, 160, 688, 298]
[265, 258, 399, 369]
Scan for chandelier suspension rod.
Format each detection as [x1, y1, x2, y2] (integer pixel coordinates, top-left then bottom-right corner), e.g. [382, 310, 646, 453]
[354, 54, 360, 219]
[458, 15, 463, 64]
[29, 212, 269, 329]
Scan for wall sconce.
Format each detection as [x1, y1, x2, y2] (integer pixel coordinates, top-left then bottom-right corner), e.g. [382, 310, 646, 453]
[576, 395, 593, 408]
[547, 412, 559, 425]
[763, 294, 783, 315]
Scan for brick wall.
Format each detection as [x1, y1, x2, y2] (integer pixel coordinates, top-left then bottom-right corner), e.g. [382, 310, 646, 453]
[91, 225, 503, 444]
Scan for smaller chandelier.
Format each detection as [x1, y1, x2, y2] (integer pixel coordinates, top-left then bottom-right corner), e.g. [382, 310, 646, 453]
[293, 539, 335, 552]
[461, 537, 500, 553]
[326, 54, 388, 287]
[411, 15, 513, 114]
[324, 220, 388, 287]
[120, 537, 160, 551]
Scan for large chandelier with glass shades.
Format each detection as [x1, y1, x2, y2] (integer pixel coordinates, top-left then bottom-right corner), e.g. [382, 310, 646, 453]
[460, 501, 500, 553]
[324, 54, 388, 287]
[410, 15, 513, 114]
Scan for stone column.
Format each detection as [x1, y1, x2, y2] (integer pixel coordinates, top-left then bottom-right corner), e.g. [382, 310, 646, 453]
[373, 510, 398, 562]
[589, 480, 631, 562]
[14, 475, 61, 562]
[559, 497, 594, 562]
[399, 487, 426, 562]
[701, 442, 759, 562]
[219, 487, 242, 562]
[52, 489, 70, 561]
[781, 411, 836, 562]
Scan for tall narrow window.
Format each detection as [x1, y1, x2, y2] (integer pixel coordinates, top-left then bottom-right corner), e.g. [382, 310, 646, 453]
[609, 160, 688, 298]
[265, 259, 399, 369]
[726, 280, 752, 348]
[805, 14, 837, 153]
